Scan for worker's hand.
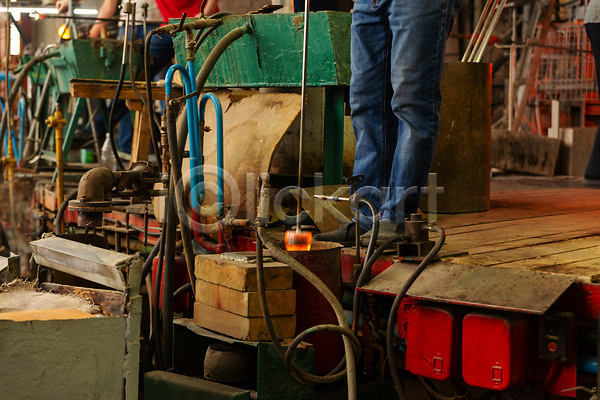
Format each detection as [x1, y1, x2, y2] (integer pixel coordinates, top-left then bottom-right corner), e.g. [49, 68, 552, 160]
[56, 0, 69, 14]
[195, 0, 219, 16]
[88, 23, 106, 38]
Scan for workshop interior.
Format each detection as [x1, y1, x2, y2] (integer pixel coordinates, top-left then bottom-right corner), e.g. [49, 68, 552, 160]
[1, 0, 600, 399]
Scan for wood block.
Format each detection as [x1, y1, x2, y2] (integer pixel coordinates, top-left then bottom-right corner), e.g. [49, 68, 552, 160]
[194, 302, 296, 341]
[195, 279, 296, 317]
[195, 254, 292, 292]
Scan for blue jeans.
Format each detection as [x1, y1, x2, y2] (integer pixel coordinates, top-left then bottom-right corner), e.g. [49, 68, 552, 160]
[585, 23, 600, 180]
[350, 0, 462, 227]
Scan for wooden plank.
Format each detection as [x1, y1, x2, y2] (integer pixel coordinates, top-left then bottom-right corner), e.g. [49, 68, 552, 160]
[447, 236, 600, 267]
[491, 130, 560, 176]
[490, 247, 600, 272]
[444, 210, 600, 237]
[195, 254, 293, 292]
[0, 307, 94, 321]
[193, 302, 296, 341]
[40, 282, 127, 317]
[70, 78, 183, 100]
[442, 226, 600, 257]
[129, 103, 151, 165]
[534, 260, 600, 283]
[195, 279, 296, 317]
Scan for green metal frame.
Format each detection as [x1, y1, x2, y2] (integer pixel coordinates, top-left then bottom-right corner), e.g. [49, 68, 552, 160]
[173, 12, 352, 184]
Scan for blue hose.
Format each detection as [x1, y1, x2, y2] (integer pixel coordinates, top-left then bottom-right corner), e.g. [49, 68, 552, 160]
[186, 60, 203, 210]
[17, 97, 25, 162]
[199, 92, 224, 218]
[165, 64, 205, 210]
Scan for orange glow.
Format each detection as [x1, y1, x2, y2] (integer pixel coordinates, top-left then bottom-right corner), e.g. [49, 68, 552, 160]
[58, 24, 70, 40]
[284, 230, 312, 252]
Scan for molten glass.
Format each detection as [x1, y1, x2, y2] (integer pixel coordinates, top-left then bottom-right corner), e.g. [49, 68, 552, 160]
[284, 230, 312, 251]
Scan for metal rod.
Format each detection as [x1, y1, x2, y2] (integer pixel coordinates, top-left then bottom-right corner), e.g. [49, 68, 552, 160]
[296, 0, 310, 232]
[474, 0, 508, 62]
[507, 6, 517, 129]
[462, 0, 493, 62]
[468, 0, 501, 62]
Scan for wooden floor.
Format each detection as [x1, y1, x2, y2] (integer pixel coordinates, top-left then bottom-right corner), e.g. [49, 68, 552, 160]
[436, 176, 600, 283]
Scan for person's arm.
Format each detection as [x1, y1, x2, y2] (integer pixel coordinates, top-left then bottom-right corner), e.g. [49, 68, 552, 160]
[56, 0, 71, 14]
[196, 0, 220, 16]
[88, 0, 119, 38]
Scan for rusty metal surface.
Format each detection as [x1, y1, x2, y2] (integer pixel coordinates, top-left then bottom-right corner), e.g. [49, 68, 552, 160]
[30, 235, 135, 291]
[422, 62, 492, 213]
[285, 241, 344, 375]
[360, 261, 575, 314]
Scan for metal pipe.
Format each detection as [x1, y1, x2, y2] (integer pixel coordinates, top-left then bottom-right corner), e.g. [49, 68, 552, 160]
[23, 69, 52, 160]
[468, 0, 501, 62]
[46, 105, 67, 234]
[474, 0, 508, 63]
[296, 0, 310, 230]
[462, 0, 494, 62]
[507, 6, 517, 129]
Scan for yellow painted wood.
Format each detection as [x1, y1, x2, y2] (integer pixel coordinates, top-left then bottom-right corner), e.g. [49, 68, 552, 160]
[195, 254, 293, 292]
[0, 307, 94, 321]
[193, 302, 296, 341]
[195, 279, 296, 317]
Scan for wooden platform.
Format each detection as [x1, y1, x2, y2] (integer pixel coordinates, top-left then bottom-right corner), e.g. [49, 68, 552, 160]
[437, 186, 600, 283]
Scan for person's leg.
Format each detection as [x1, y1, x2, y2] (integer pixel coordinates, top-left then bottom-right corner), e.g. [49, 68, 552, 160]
[584, 23, 600, 181]
[314, 0, 390, 243]
[349, 0, 397, 230]
[379, 0, 462, 224]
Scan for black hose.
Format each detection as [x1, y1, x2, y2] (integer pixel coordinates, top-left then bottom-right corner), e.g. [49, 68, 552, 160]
[173, 282, 192, 303]
[152, 203, 167, 370]
[386, 225, 446, 400]
[54, 190, 78, 234]
[162, 177, 177, 369]
[255, 180, 359, 396]
[141, 234, 162, 281]
[176, 24, 251, 139]
[107, 59, 127, 171]
[193, 11, 235, 52]
[165, 101, 196, 293]
[351, 197, 380, 335]
[142, 30, 163, 171]
[0, 51, 59, 162]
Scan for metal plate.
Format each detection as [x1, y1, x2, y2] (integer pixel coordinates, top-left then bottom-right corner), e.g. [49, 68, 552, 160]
[360, 261, 576, 314]
[30, 235, 136, 291]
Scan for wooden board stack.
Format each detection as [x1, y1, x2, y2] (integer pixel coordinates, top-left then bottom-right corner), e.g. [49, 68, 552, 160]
[194, 253, 296, 341]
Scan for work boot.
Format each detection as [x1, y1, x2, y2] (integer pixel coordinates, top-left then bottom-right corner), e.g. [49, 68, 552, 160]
[313, 221, 366, 246]
[360, 220, 404, 247]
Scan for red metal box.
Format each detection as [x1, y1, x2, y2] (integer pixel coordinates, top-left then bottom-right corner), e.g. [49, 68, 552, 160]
[462, 312, 528, 391]
[406, 304, 461, 380]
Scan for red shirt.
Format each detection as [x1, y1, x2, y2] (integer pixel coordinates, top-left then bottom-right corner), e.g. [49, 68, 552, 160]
[155, 0, 218, 20]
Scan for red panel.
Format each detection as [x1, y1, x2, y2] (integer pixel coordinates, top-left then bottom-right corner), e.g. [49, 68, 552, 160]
[396, 297, 419, 339]
[462, 313, 528, 391]
[406, 304, 461, 380]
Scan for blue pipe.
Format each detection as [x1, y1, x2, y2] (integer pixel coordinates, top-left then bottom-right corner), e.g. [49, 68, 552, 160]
[17, 97, 25, 162]
[199, 92, 224, 218]
[187, 60, 203, 210]
[165, 64, 205, 209]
